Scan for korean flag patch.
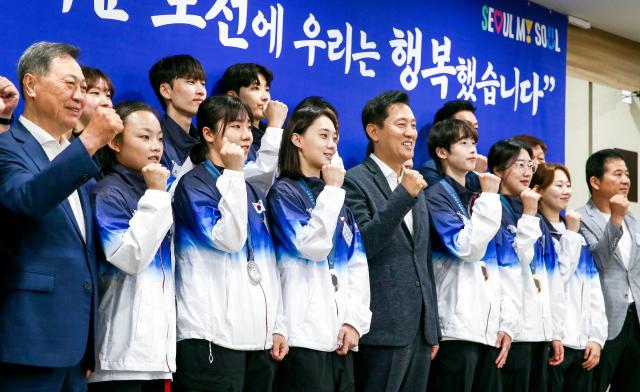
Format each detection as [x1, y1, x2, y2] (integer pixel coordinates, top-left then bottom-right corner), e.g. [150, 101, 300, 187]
[253, 200, 265, 214]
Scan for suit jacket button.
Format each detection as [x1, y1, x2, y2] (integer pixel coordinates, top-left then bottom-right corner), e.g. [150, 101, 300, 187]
[83, 282, 92, 290]
[415, 280, 421, 287]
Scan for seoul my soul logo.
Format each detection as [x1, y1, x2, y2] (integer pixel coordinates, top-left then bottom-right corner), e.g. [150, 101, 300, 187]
[481, 5, 562, 52]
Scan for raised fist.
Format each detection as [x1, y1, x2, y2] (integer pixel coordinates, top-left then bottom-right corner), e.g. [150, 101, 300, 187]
[142, 163, 170, 191]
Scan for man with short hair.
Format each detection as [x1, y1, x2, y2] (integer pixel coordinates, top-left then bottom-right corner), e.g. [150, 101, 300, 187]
[0, 41, 123, 391]
[420, 100, 484, 188]
[344, 90, 439, 392]
[577, 148, 640, 391]
[512, 134, 547, 164]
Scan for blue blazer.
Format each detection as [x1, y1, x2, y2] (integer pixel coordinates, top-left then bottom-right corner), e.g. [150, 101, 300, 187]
[0, 121, 100, 368]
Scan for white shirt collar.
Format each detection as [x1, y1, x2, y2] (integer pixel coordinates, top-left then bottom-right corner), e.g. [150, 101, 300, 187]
[19, 115, 70, 150]
[370, 153, 401, 182]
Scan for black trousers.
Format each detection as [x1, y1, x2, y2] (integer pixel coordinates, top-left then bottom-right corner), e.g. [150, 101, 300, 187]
[354, 328, 431, 392]
[502, 341, 550, 392]
[427, 340, 502, 392]
[276, 347, 354, 392]
[594, 303, 640, 392]
[548, 347, 593, 392]
[88, 379, 167, 392]
[173, 339, 277, 392]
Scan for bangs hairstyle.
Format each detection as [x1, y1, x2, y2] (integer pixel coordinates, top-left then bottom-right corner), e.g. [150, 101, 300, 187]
[278, 105, 339, 179]
[189, 95, 253, 165]
[148, 54, 206, 109]
[530, 163, 571, 191]
[428, 119, 478, 172]
[97, 101, 156, 172]
[488, 138, 533, 174]
[81, 66, 115, 97]
[217, 63, 273, 95]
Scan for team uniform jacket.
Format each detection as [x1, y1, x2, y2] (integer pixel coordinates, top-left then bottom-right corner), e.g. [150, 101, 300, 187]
[497, 195, 565, 342]
[89, 164, 175, 381]
[545, 218, 607, 349]
[173, 162, 285, 351]
[426, 176, 518, 344]
[267, 176, 371, 352]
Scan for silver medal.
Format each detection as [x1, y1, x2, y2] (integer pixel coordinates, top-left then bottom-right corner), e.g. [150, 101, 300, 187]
[247, 261, 262, 285]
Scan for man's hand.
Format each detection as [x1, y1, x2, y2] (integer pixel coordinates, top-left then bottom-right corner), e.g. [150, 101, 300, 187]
[494, 331, 512, 368]
[478, 172, 501, 194]
[582, 342, 601, 370]
[270, 333, 288, 361]
[400, 168, 428, 197]
[431, 344, 440, 360]
[264, 100, 288, 129]
[322, 164, 346, 187]
[141, 163, 170, 191]
[565, 210, 582, 232]
[219, 137, 245, 171]
[79, 106, 124, 156]
[336, 324, 360, 356]
[610, 194, 629, 228]
[0, 76, 19, 120]
[521, 188, 541, 216]
[548, 340, 564, 366]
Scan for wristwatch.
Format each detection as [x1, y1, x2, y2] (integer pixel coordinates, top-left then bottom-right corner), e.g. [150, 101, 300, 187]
[0, 115, 13, 125]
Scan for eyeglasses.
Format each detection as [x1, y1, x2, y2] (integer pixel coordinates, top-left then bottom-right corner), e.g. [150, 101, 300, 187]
[511, 159, 537, 174]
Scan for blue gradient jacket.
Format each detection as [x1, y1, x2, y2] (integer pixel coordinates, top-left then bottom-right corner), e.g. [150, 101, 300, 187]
[426, 176, 517, 344]
[267, 176, 371, 352]
[90, 164, 175, 377]
[545, 218, 607, 349]
[173, 162, 285, 350]
[497, 195, 565, 342]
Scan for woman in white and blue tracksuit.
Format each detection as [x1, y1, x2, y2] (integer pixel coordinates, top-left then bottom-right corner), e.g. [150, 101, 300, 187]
[489, 139, 565, 392]
[424, 119, 519, 392]
[172, 95, 286, 392]
[530, 163, 607, 392]
[89, 102, 175, 392]
[267, 102, 371, 392]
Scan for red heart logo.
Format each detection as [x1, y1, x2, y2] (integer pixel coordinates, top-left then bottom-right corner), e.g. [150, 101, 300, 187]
[494, 10, 504, 34]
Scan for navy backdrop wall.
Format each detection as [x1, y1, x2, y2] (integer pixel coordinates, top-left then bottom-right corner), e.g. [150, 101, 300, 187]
[1, 0, 567, 168]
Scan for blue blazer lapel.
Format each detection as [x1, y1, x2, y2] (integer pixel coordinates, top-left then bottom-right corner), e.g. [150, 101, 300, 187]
[364, 157, 392, 199]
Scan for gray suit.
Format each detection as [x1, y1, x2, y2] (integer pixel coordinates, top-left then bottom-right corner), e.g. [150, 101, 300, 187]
[344, 157, 439, 392]
[577, 200, 640, 391]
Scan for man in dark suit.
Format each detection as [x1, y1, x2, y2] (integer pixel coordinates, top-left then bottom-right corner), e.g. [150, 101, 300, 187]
[344, 90, 440, 392]
[0, 41, 123, 391]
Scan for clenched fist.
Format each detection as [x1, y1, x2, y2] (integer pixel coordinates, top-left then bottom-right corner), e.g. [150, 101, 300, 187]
[609, 194, 629, 228]
[0, 76, 19, 120]
[475, 154, 488, 173]
[80, 106, 124, 155]
[401, 168, 428, 198]
[478, 172, 501, 194]
[220, 137, 245, 171]
[520, 188, 541, 216]
[264, 100, 288, 129]
[322, 164, 345, 187]
[565, 210, 581, 232]
[142, 163, 170, 191]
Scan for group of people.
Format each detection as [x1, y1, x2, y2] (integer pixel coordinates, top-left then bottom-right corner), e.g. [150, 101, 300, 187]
[0, 41, 638, 392]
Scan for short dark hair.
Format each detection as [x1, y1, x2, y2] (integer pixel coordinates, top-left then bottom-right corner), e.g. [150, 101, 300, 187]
[148, 54, 206, 109]
[17, 41, 80, 96]
[97, 101, 156, 171]
[585, 149, 626, 194]
[293, 96, 338, 119]
[433, 100, 476, 125]
[218, 63, 273, 95]
[361, 90, 409, 154]
[512, 134, 548, 154]
[81, 66, 115, 98]
[278, 105, 339, 179]
[189, 95, 253, 165]
[428, 119, 478, 172]
[488, 138, 533, 174]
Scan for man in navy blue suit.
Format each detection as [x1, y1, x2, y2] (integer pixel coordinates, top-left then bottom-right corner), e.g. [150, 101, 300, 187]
[0, 42, 123, 391]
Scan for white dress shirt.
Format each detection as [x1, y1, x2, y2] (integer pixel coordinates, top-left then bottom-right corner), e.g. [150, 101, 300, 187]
[20, 116, 86, 241]
[369, 154, 413, 235]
